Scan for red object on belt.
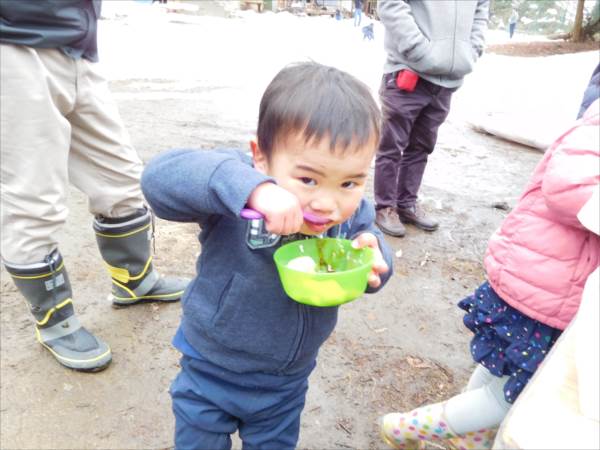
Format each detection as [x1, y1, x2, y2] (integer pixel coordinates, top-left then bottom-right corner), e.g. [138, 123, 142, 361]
[396, 69, 419, 92]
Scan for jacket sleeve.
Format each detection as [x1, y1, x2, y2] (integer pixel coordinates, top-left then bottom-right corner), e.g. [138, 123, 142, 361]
[470, 0, 489, 57]
[377, 0, 430, 65]
[348, 199, 394, 293]
[541, 121, 600, 229]
[141, 148, 273, 225]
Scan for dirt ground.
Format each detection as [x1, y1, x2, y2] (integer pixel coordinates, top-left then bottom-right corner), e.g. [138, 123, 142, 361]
[0, 9, 560, 448]
[487, 39, 599, 57]
[0, 74, 543, 449]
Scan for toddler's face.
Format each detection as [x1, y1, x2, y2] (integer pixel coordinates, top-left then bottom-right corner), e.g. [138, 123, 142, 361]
[254, 132, 375, 235]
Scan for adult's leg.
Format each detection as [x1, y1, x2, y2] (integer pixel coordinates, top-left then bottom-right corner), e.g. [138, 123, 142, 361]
[67, 58, 144, 218]
[577, 63, 600, 119]
[396, 82, 453, 209]
[374, 73, 428, 210]
[68, 58, 188, 305]
[1, 45, 111, 371]
[0, 45, 73, 264]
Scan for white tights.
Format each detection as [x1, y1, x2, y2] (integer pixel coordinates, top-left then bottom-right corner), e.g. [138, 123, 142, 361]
[445, 364, 512, 434]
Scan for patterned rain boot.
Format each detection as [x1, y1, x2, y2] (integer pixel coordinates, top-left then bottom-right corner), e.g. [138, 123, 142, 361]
[4, 250, 112, 371]
[94, 208, 189, 307]
[446, 429, 496, 450]
[379, 402, 458, 449]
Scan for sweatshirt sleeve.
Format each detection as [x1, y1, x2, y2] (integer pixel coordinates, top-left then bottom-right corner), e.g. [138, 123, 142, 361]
[470, 0, 489, 57]
[348, 199, 394, 293]
[378, 0, 430, 64]
[141, 148, 273, 224]
[541, 120, 600, 229]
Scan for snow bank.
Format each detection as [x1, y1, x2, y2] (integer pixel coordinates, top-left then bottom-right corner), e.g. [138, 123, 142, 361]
[98, 7, 598, 149]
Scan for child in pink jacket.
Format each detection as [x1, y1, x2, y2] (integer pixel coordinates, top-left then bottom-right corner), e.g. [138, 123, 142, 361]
[379, 102, 600, 450]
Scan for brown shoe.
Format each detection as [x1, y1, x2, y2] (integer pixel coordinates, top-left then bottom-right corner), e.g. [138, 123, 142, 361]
[397, 205, 438, 232]
[376, 207, 406, 237]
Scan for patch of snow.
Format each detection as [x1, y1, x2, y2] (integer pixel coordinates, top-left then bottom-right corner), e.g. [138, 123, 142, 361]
[97, 6, 597, 150]
[537, 17, 560, 24]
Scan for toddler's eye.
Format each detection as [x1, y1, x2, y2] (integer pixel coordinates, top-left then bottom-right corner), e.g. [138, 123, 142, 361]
[300, 177, 316, 186]
[342, 181, 356, 189]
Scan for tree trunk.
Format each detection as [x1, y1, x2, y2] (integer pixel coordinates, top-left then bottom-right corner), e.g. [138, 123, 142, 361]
[573, 0, 585, 42]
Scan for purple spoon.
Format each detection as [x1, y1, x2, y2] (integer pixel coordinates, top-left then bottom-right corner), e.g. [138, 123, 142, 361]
[240, 208, 330, 225]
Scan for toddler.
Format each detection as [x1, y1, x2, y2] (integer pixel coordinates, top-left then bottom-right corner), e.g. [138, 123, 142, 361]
[380, 103, 600, 450]
[142, 62, 393, 449]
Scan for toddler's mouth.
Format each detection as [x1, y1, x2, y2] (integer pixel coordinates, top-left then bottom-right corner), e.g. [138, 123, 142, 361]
[302, 211, 331, 225]
[304, 218, 333, 234]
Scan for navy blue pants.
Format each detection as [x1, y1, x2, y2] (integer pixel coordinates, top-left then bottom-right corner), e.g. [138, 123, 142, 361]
[577, 63, 600, 119]
[374, 73, 454, 209]
[170, 354, 313, 450]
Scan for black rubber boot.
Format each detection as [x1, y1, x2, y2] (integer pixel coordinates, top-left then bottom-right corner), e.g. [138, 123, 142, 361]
[93, 208, 189, 307]
[4, 250, 112, 372]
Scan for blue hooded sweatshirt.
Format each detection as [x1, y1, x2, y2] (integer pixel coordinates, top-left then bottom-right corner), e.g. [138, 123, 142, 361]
[142, 148, 393, 374]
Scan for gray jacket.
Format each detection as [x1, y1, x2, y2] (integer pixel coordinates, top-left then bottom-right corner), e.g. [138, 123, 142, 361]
[378, 0, 489, 88]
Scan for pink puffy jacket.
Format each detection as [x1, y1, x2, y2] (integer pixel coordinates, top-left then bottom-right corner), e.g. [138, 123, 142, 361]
[485, 109, 600, 330]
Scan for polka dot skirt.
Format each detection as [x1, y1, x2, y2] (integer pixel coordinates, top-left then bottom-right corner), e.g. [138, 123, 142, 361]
[458, 281, 562, 403]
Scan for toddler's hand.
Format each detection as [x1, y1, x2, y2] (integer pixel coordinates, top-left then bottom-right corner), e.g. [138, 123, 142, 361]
[351, 232, 389, 289]
[247, 182, 303, 235]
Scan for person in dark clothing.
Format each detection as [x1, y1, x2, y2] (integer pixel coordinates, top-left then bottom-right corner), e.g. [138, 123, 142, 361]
[0, 0, 188, 372]
[508, 9, 519, 39]
[577, 63, 600, 119]
[374, 0, 489, 237]
[141, 62, 393, 449]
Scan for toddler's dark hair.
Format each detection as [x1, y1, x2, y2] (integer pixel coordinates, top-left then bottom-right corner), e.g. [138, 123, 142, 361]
[257, 62, 380, 159]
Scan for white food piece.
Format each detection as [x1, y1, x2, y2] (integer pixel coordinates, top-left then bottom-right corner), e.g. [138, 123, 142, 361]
[287, 256, 316, 273]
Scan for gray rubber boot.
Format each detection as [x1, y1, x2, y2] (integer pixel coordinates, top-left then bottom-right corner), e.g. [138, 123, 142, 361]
[4, 250, 112, 372]
[93, 208, 189, 307]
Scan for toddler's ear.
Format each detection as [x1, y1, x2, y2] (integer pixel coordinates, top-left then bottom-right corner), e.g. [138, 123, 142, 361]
[250, 139, 269, 174]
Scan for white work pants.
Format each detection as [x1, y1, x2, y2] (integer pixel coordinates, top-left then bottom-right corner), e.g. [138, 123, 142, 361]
[0, 44, 144, 264]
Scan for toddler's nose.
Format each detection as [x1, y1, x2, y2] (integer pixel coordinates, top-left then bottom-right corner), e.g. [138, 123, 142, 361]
[309, 197, 336, 216]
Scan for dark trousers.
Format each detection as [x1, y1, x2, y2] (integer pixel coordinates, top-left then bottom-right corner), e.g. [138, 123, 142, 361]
[171, 354, 312, 450]
[374, 72, 454, 210]
[577, 62, 600, 119]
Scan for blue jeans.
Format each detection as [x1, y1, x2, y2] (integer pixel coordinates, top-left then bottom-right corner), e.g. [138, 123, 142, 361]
[577, 63, 600, 119]
[509, 22, 516, 38]
[354, 7, 362, 26]
[171, 354, 314, 450]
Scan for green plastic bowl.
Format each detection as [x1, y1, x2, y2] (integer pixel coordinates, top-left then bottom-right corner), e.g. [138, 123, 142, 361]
[273, 238, 374, 307]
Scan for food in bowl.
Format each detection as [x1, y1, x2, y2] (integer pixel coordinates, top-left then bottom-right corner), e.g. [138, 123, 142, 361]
[273, 238, 373, 307]
[286, 256, 317, 273]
